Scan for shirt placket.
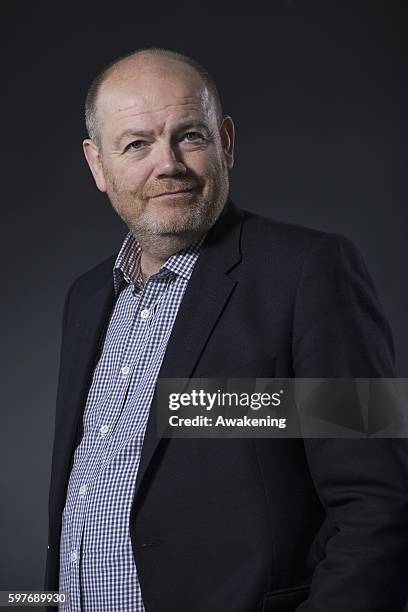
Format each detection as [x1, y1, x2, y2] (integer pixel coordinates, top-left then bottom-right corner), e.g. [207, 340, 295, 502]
[98, 275, 171, 465]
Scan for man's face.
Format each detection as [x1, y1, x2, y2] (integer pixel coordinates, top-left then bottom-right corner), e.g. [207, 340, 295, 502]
[84, 58, 234, 240]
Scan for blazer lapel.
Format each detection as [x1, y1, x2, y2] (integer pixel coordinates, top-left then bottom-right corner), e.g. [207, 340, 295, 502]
[66, 272, 116, 451]
[133, 199, 244, 500]
[50, 258, 116, 530]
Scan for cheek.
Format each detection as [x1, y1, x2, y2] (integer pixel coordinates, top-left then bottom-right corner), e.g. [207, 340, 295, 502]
[118, 164, 149, 192]
[188, 150, 222, 177]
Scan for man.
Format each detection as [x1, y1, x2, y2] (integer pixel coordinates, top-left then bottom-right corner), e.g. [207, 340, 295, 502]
[45, 48, 408, 611]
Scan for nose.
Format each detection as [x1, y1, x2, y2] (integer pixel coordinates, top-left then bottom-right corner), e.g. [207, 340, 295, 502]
[153, 141, 187, 177]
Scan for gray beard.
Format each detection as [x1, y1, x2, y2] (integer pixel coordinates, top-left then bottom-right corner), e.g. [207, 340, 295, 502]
[111, 185, 228, 246]
[133, 197, 222, 238]
[126, 197, 226, 258]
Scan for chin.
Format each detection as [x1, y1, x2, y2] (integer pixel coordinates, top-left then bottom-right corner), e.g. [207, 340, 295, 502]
[147, 208, 195, 230]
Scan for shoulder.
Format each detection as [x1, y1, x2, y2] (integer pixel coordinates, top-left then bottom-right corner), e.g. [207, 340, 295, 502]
[237, 206, 363, 276]
[64, 252, 117, 304]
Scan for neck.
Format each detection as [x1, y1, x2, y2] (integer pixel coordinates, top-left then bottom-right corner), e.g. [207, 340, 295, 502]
[137, 232, 205, 279]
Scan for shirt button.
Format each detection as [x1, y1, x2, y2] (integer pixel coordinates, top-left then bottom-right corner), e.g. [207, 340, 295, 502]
[121, 365, 130, 376]
[100, 424, 110, 435]
[70, 550, 78, 563]
[140, 308, 150, 320]
[79, 484, 87, 496]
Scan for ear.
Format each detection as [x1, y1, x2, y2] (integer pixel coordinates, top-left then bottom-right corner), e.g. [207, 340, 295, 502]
[82, 139, 107, 192]
[219, 115, 235, 170]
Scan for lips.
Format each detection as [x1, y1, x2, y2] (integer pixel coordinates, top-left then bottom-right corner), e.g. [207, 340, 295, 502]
[152, 188, 195, 197]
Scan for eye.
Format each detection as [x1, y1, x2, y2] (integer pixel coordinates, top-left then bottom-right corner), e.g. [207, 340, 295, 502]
[127, 140, 145, 151]
[182, 131, 205, 142]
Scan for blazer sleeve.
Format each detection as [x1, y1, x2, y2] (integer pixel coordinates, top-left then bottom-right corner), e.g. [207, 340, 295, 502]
[292, 233, 408, 612]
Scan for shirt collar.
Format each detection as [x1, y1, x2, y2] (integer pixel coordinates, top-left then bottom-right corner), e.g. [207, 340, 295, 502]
[113, 230, 205, 296]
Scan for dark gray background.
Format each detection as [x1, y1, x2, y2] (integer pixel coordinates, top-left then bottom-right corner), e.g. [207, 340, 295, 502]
[1, 0, 406, 598]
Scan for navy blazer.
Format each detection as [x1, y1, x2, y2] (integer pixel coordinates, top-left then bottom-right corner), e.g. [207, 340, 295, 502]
[45, 199, 408, 611]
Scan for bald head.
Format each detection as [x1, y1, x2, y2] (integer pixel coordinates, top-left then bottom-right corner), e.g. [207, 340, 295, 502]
[85, 48, 223, 148]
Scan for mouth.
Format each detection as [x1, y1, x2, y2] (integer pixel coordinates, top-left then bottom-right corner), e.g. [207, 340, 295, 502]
[152, 189, 195, 198]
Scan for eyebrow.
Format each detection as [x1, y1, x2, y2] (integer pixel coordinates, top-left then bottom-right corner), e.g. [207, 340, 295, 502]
[114, 120, 211, 148]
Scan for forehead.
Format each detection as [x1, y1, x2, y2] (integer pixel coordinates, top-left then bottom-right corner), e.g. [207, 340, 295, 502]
[97, 61, 214, 136]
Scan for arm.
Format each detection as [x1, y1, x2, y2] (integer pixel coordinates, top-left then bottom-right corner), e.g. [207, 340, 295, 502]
[293, 234, 408, 611]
